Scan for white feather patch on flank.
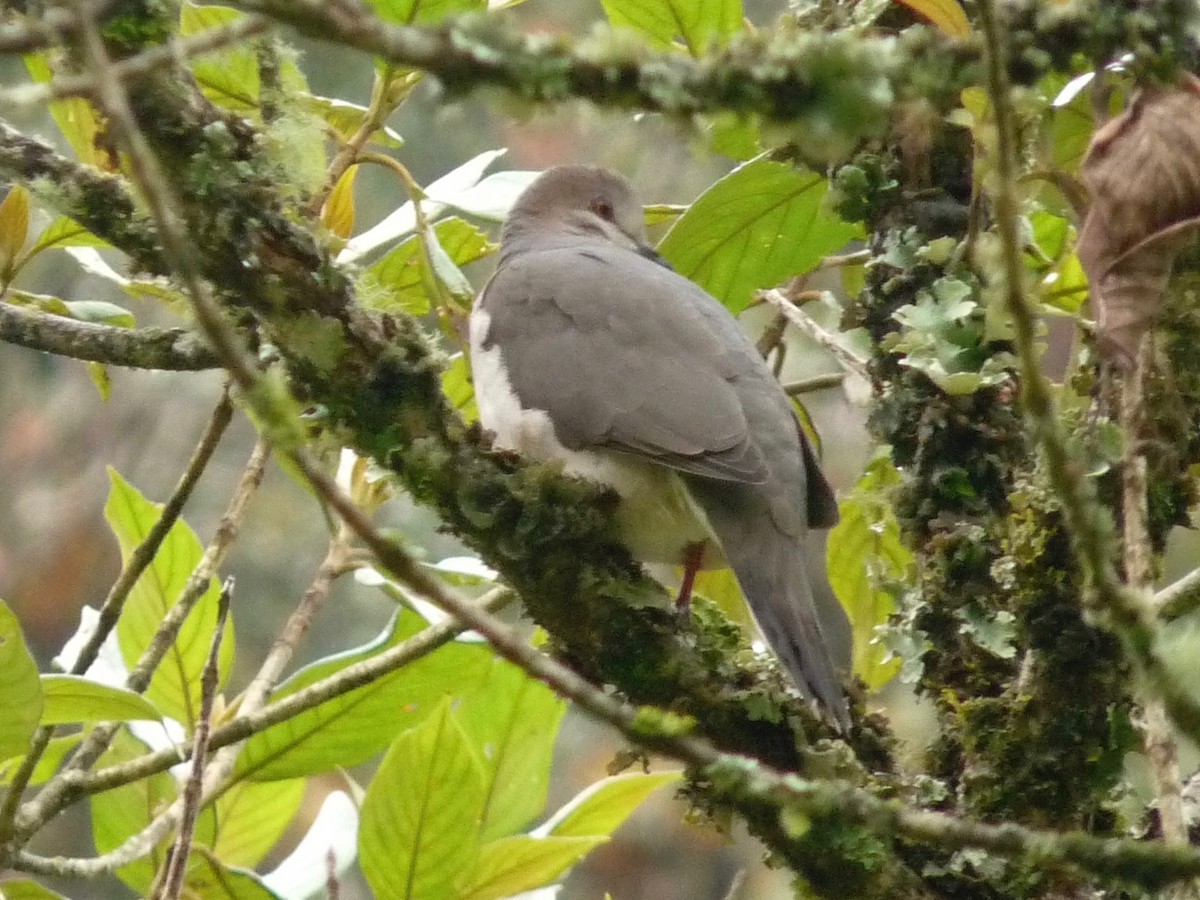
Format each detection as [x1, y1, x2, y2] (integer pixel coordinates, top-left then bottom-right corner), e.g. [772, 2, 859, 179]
[469, 307, 721, 568]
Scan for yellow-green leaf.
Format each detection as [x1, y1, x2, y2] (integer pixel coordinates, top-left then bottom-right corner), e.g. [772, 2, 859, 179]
[105, 469, 234, 729]
[457, 835, 605, 900]
[0, 600, 43, 760]
[210, 778, 306, 868]
[24, 54, 108, 169]
[365, 0, 485, 25]
[894, 0, 969, 36]
[456, 658, 567, 840]
[322, 165, 359, 239]
[359, 699, 486, 900]
[659, 158, 862, 314]
[0, 734, 82, 788]
[0, 185, 31, 278]
[442, 353, 478, 423]
[544, 771, 682, 838]
[601, 0, 744, 54]
[363, 216, 494, 315]
[39, 675, 161, 725]
[29, 215, 110, 256]
[0, 880, 70, 899]
[826, 455, 912, 689]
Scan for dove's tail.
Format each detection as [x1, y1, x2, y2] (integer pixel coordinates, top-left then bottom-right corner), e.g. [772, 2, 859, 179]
[691, 484, 851, 730]
[739, 535, 851, 731]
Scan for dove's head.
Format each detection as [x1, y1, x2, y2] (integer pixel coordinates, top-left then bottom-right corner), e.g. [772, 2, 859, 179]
[503, 165, 661, 262]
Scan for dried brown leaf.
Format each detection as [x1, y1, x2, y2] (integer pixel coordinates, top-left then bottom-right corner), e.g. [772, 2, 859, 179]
[1077, 75, 1200, 366]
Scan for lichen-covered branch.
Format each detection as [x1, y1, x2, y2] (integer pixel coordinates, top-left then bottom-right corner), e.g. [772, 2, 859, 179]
[222, 0, 1199, 130]
[0, 300, 218, 369]
[977, 0, 1200, 744]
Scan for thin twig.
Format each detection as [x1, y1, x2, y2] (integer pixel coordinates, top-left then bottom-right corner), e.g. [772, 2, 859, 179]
[10, 439, 269, 846]
[313, 69, 409, 215]
[1122, 339, 1186, 850]
[154, 581, 232, 900]
[22, 586, 514, 830]
[759, 288, 871, 381]
[13, 584, 516, 879]
[1156, 566, 1200, 620]
[0, 388, 233, 842]
[784, 373, 845, 395]
[235, 523, 355, 719]
[0, 1, 113, 53]
[0, 14, 270, 107]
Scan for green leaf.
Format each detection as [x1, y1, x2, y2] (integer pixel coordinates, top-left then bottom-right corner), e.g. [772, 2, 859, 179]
[24, 54, 108, 169]
[0, 880, 70, 899]
[210, 778, 306, 868]
[39, 675, 160, 725]
[457, 834, 605, 900]
[91, 730, 179, 892]
[0, 733, 83, 787]
[0, 185, 30, 279]
[826, 454, 913, 689]
[28, 215, 110, 256]
[658, 158, 861, 314]
[457, 658, 567, 840]
[235, 609, 490, 781]
[363, 217, 494, 315]
[185, 854, 286, 899]
[601, 0, 743, 54]
[441, 353, 478, 423]
[359, 699, 487, 900]
[105, 469, 234, 730]
[180, 3, 308, 110]
[63, 300, 137, 328]
[0, 600, 43, 760]
[544, 771, 682, 838]
[301, 95, 404, 148]
[364, 0, 485, 25]
[87, 362, 113, 402]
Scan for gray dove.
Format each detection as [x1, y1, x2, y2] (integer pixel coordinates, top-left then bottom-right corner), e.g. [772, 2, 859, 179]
[469, 165, 851, 729]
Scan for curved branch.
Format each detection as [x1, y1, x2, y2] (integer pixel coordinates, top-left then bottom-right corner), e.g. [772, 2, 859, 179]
[0, 301, 219, 370]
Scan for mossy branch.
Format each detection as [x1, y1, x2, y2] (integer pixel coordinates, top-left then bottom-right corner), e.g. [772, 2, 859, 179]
[0, 301, 218, 369]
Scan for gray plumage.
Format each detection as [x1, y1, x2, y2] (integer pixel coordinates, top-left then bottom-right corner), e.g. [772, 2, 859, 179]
[470, 165, 851, 729]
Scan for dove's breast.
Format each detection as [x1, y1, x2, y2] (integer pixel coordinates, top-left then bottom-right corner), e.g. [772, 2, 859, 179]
[469, 305, 723, 570]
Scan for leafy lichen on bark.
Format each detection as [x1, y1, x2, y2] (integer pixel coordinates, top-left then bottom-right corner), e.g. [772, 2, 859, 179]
[833, 105, 1142, 893]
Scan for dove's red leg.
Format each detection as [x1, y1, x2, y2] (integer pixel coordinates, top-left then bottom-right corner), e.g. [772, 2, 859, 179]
[676, 542, 706, 616]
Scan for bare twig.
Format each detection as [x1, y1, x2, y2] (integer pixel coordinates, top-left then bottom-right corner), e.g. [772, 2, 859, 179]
[0, 1, 113, 53]
[759, 288, 871, 381]
[784, 373, 845, 395]
[1157, 566, 1200, 620]
[154, 582, 232, 900]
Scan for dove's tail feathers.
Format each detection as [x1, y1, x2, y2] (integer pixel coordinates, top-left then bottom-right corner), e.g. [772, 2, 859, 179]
[736, 538, 851, 731]
[690, 483, 851, 730]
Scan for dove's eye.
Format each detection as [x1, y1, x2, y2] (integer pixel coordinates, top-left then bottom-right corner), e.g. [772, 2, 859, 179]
[590, 199, 615, 221]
